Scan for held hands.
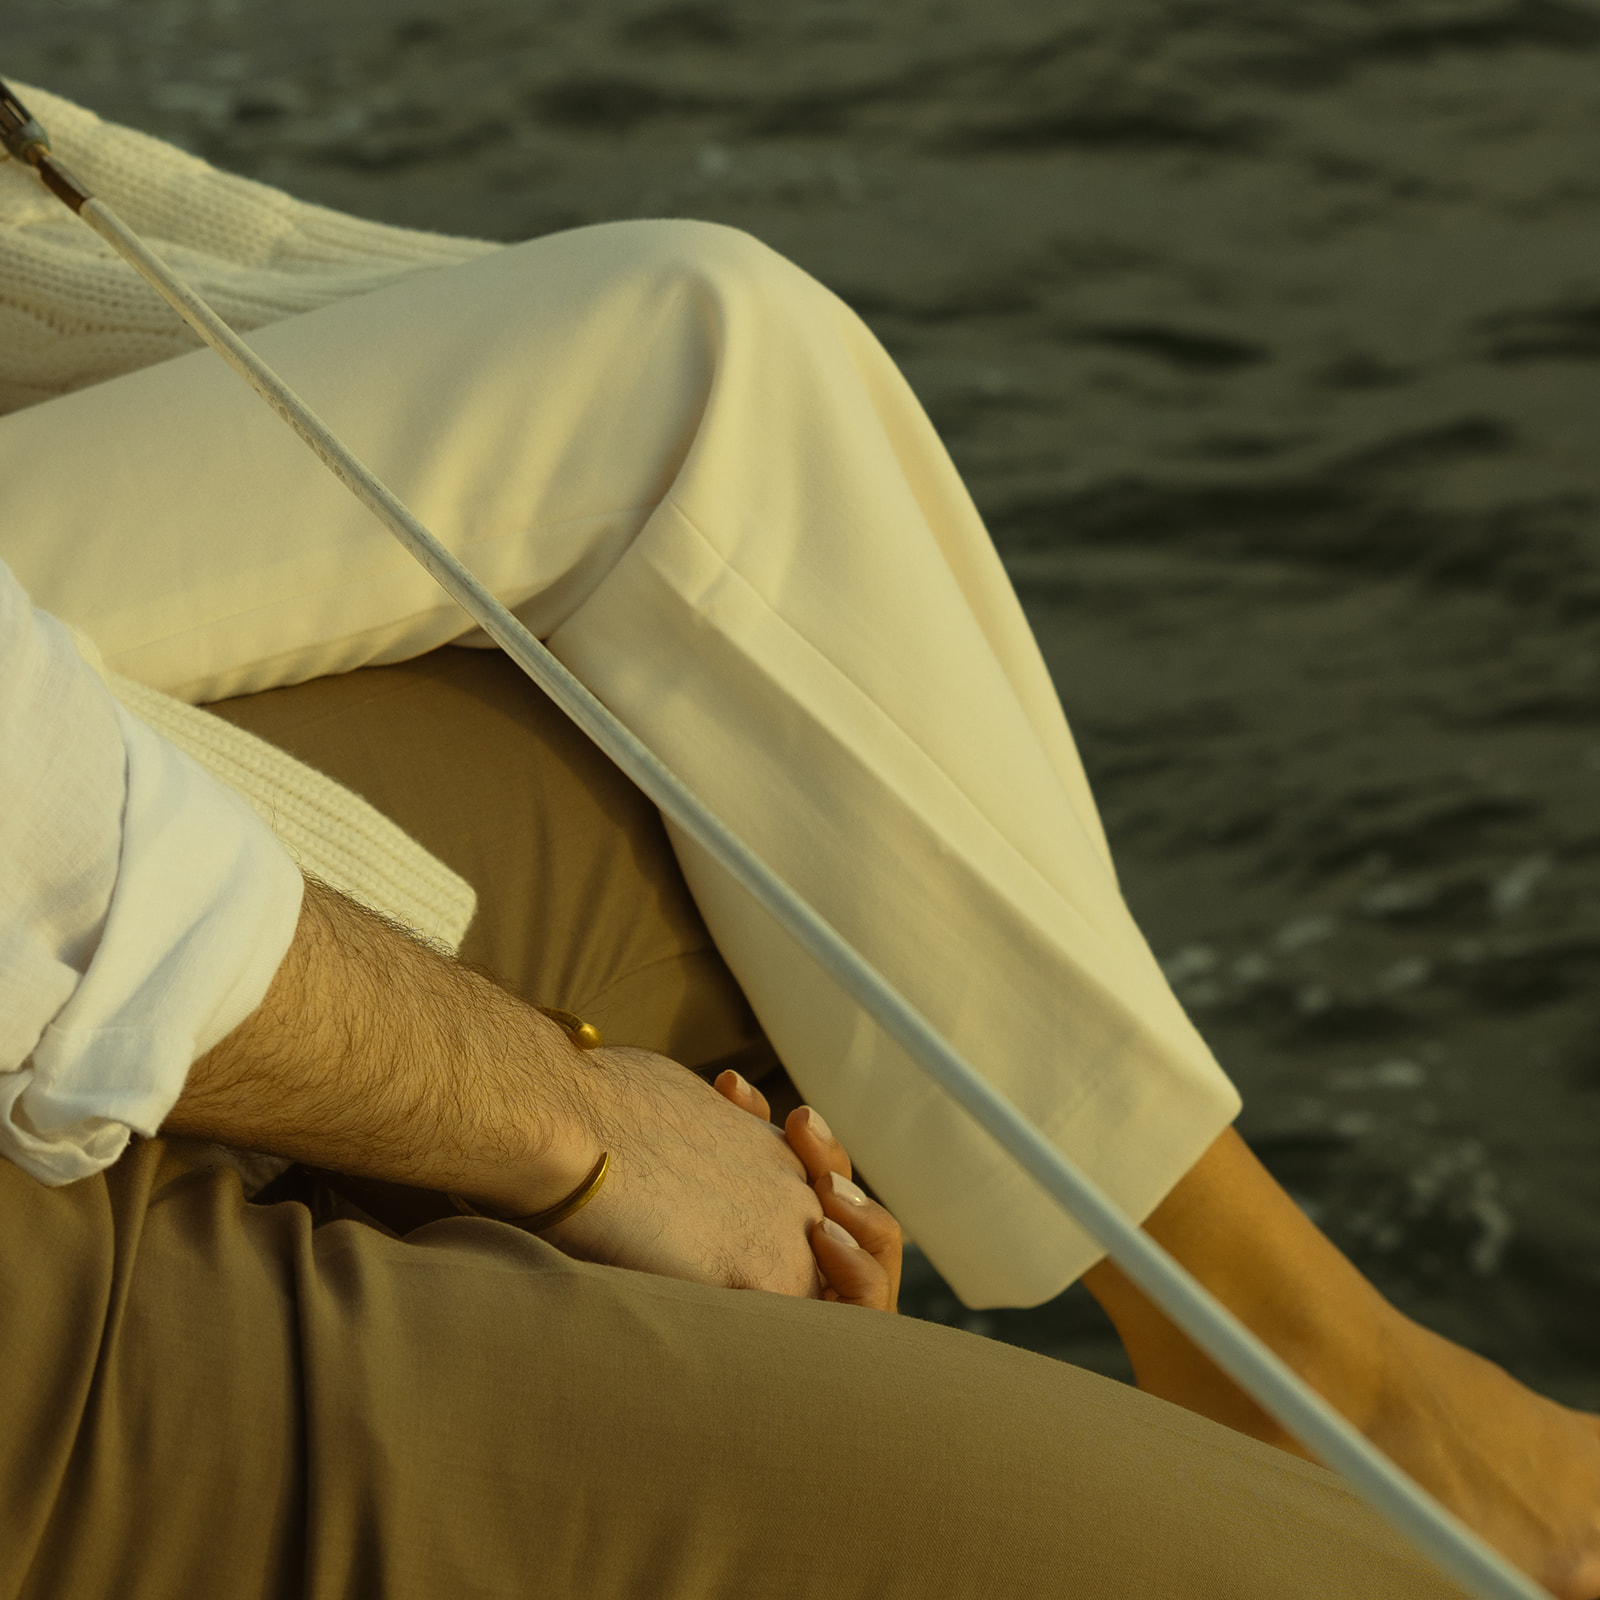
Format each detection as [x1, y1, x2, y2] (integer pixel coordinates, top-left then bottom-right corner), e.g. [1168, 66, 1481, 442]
[532, 1042, 899, 1312]
[714, 1068, 901, 1314]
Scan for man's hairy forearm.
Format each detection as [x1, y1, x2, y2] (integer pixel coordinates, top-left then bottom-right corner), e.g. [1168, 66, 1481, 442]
[162, 873, 604, 1216]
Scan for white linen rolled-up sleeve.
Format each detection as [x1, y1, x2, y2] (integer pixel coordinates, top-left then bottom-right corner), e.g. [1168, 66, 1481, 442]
[0, 556, 304, 1185]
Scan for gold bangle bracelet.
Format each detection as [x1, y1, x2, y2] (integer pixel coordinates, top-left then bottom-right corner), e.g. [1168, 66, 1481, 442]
[445, 1005, 607, 1231]
[448, 1150, 610, 1231]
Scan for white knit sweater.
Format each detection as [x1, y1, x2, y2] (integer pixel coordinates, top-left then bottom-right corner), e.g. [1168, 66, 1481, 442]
[0, 79, 504, 415]
[2, 81, 514, 1196]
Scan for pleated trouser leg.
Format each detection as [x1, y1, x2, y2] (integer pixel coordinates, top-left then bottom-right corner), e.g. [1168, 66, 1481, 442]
[0, 215, 1236, 1306]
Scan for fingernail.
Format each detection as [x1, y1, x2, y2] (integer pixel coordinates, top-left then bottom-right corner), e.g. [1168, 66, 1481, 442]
[820, 1217, 860, 1249]
[805, 1106, 832, 1142]
[828, 1170, 868, 1208]
[728, 1070, 750, 1095]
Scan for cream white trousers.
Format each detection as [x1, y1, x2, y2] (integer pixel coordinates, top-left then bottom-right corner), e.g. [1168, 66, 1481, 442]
[0, 218, 1239, 1307]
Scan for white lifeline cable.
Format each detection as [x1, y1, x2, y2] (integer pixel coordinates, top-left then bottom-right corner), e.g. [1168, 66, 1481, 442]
[0, 82, 1548, 1600]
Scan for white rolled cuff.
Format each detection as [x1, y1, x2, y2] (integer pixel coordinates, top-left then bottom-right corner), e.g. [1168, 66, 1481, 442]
[0, 700, 304, 1186]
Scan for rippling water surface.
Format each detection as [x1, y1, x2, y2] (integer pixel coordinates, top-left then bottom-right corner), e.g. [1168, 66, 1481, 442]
[6, 0, 1600, 1400]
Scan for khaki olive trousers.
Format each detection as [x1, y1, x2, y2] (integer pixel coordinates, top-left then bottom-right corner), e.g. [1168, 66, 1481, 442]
[0, 645, 1468, 1599]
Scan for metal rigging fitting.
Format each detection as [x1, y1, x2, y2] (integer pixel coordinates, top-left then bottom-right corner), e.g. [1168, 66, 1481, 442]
[0, 79, 91, 210]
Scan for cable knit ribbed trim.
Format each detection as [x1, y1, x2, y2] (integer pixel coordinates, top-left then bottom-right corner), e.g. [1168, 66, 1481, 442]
[107, 669, 479, 958]
[60, 628, 479, 963]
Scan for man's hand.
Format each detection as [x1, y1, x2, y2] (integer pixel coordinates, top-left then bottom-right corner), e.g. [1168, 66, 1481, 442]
[166, 872, 862, 1303]
[533, 1044, 829, 1298]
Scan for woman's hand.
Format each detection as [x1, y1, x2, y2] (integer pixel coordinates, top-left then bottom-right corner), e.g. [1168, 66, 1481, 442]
[715, 1069, 901, 1313]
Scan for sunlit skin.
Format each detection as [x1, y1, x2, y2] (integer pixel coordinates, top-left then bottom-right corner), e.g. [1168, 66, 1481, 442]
[1076, 1127, 1600, 1600]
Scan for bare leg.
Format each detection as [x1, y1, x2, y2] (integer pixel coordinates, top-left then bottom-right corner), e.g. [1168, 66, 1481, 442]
[1082, 1126, 1600, 1600]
